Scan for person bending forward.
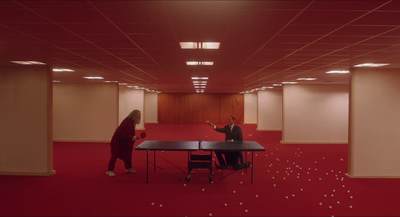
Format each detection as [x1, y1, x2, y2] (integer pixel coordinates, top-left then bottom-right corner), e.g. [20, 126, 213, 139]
[106, 109, 142, 177]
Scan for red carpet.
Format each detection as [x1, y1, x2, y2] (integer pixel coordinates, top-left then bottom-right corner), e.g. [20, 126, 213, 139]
[1, 123, 400, 216]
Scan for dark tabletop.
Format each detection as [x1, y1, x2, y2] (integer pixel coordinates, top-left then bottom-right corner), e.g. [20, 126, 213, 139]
[136, 140, 265, 152]
[200, 141, 265, 151]
[135, 140, 199, 151]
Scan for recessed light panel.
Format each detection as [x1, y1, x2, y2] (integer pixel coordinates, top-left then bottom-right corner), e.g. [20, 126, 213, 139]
[326, 70, 349, 74]
[354, 63, 390, 67]
[53, 68, 74, 72]
[84, 76, 104, 80]
[192, 77, 209, 80]
[11, 61, 46, 65]
[180, 42, 220, 49]
[297, 78, 317, 81]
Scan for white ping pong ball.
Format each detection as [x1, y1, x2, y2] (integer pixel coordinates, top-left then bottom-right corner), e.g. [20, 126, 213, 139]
[224, 203, 228, 206]
[233, 190, 236, 194]
[202, 188, 205, 191]
[159, 204, 163, 207]
[151, 202, 154, 206]
[349, 205, 353, 209]
[329, 206, 332, 209]
[209, 213, 213, 216]
[319, 202, 322, 206]
[245, 209, 248, 213]
[255, 195, 259, 198]
[239, 202, 243, 205]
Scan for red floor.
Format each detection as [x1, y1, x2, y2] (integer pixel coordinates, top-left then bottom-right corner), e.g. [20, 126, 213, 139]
[1, 123, 400, 216]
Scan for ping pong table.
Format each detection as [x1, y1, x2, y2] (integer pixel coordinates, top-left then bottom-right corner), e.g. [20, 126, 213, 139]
[135, 140, 265, 184]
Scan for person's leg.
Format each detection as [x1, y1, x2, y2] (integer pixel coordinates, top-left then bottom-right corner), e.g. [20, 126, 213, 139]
[124, 150, 136, 173]
[107, 154, 118, 171]
[215, 151, 226, 166]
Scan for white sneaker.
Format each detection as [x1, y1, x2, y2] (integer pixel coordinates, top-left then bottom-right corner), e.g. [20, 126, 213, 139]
[125, 168, 136, 174]
[106, 171, 116, 177]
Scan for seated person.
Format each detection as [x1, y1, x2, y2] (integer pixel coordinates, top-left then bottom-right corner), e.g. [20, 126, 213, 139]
[207, 115, 250, 170]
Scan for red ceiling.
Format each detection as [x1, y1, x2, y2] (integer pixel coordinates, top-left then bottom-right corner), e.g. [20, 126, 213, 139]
[1, 1, 400, 93]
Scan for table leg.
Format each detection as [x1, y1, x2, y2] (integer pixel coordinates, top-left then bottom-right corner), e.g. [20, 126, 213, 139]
[245, 151, 248, 173]
[146, 150, 149, 183]
[251, 151, 254, 184]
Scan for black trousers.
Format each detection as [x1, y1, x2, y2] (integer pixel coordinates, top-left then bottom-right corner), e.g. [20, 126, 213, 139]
[215, 151, 243, 168]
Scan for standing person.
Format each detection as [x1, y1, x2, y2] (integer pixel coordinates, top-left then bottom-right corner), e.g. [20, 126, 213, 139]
[106, 109, 142, 177]
[207, 115, 249, 170]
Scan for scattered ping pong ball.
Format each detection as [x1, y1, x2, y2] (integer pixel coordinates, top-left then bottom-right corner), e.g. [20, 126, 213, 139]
[349, 205, 353, 209]
[255, 195, 259, 198]
[151, 202, 155, 206]
[331, 194, 334, 197]
[292, 194, 295, 197]
[340, 158, 344, 161]
[202, 188, 205, 191]
[285, 196, 289, 199]
[333, 189, 336, 192]
[183, 184, 186, 187]
[224, 203, 228, 207]
[319, 202, 322, 206]
[239, 202, 243, 206]
[159, 204, 163, 207]
[324, 194, 327, 198]
[240, 181, 243, 184]
[347, 190, 351, 193]
[329, 206, 332, 209]
[233, 190, 236, 194]
[337, 201, 340, 204]
[273, 184, 276, 187]
[209, 213, 213, 216]
[245, 209, 248, 213]
[300, 189, 303, 191]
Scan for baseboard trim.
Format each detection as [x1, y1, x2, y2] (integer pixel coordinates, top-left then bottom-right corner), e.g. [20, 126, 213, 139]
[54, 140, 110, 143]
[0, 170, 56, 176]
[346, 173, 400, 178]
[280, 141, 348, 144]
[256, 128, 282, 131]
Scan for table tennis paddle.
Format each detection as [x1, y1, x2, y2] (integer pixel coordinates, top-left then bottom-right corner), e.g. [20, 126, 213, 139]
[140, 132, 146, 139]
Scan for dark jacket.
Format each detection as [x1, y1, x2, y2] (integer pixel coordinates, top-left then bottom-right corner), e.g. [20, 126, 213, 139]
[215, 125, 243, 141]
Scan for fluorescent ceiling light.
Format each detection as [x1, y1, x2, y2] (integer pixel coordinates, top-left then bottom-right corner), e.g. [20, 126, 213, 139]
[354, 63, 390, 67]
[202, 42, 220, 49]
[201, 61, 214, 65]
[53, 68, 74, 72]
[281, 82, 298, 84]
[119, 83, 128, 85]
[11, 61, 46, 65]
[192, 77, 209, 80]
[326, 70, 349, 74]
[186, 61, 199, 65]
[273, 84, 282, 86]
[53, 80, 61, 83]
[261, 87, 274, 89]
[180, 42, 198, 49]
[297, 78, 317, 81]
[180, 42, 220, 49]
[103, 81, 119, 83]
[84, 76, 104, 80]
[193, 81, 207, 84]
[186, 61, 214, 66]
